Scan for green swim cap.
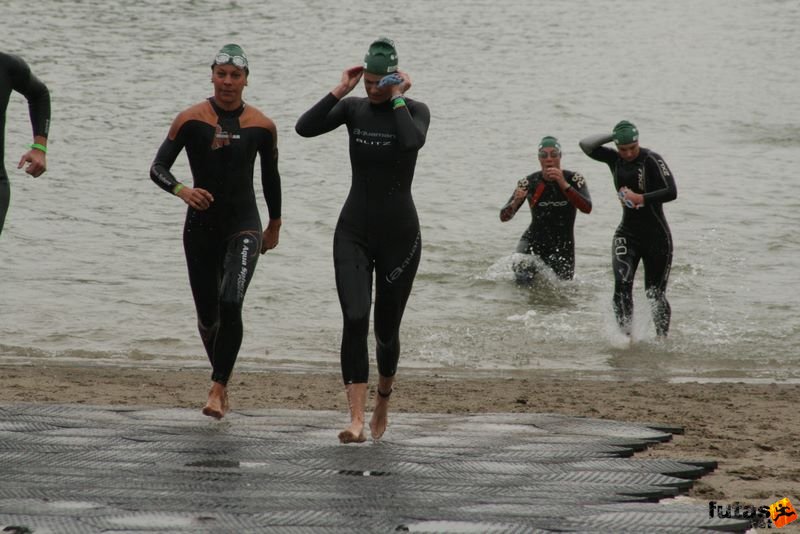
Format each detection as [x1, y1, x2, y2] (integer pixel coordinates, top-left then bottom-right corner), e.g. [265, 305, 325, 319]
[363, 37, 398, 74]
[612, 120, 639, 145]
[212, 43, 249, 73]
[538, 136, 561, 151]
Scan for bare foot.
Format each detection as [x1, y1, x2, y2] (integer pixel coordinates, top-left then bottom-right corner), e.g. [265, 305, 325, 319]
[339, 382, 367, 443]
[202, 382, 228, 419]
[369, 389, 392, 440]
[338, 426, 366, 443]
[221, 387, 230, 416]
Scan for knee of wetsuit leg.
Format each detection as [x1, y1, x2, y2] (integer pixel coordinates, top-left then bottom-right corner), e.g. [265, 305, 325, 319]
[341, 303, 370, 330]
[343, 318, 370, 344]
[219, 271, 248, 307]
[375, 334, 399, 354]
[218, 299, 244, 326]
[198, 319, 219, 336]
[615, 279, 634, 293]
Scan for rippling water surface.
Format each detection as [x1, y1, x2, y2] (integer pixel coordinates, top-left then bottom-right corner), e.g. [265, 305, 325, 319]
[1, 0, 798, 382]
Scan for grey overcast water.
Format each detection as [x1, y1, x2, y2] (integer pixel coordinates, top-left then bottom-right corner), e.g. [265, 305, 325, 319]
[1, 0, 798, 383]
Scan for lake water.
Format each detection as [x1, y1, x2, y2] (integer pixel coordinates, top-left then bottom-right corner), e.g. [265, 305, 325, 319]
[1, 0, 798, 383]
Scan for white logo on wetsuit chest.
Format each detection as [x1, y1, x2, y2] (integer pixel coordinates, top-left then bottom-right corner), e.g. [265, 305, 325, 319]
[538, 200, 569, 207]
[353, 128, 395, 147]
[212, 124, 241, 150]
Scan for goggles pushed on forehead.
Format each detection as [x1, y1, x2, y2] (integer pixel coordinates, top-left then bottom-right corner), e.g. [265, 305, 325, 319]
[214, 52, 248, 69]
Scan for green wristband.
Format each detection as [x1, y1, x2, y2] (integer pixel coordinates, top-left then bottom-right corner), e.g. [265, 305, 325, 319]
[29, 143, 47, 154]
[392, 96, 406, 110]
[172, 183, 185, 195]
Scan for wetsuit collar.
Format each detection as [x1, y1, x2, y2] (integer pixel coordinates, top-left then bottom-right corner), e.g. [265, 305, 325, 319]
[632, 147, 648, 162]
[369, 97, 394, 109]
[208, 97, 245, 116]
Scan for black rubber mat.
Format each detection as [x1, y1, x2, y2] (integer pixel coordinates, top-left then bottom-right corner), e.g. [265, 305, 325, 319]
[565, 459, 709, 479]
[0, 404, 750, 532]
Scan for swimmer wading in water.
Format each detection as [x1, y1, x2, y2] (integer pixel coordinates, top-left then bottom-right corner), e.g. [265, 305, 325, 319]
[580, 120, 676, 338]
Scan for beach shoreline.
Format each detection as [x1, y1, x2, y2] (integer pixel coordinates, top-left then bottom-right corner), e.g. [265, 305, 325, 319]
[3, 363, 798, 515]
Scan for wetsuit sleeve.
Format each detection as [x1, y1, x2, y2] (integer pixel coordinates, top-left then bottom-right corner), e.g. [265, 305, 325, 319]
[579, 133, 617, 165]
[149, 116, 187, 194]
[565, 172, 592, 214]
[499, 190, 522, 222]
[9, 55, 50, 138]
[294, 93, 348, 137]
[395, 99, 430, 151]
[499, 177, 529, 222]
[643, 152, 677, 204]
[259, 124, 282, 219]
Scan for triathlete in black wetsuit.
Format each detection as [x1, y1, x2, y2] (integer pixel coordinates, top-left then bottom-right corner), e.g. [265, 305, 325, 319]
[580, 121, 677, 338]
[150, 44, 282, 419]
[0, 52, 50, 236]
[500, 136, 591, 281]
[295, 38, 429, 443]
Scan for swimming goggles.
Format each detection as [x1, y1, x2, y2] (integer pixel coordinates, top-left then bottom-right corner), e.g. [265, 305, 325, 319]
[618, 189, 636, 209]
[378, 73, 404, 88]
[538, 149, 560, 159]
[214, 53, 248, 69]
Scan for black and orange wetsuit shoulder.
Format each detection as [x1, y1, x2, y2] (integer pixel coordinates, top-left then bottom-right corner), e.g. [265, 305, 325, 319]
[150, 98, 281, 223]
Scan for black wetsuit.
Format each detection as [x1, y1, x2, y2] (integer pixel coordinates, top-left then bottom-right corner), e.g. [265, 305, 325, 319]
[585, 145, 676, 336]
[295, 93, 429, 384]
[150, 98, 281, 385]
[500, 170, 592, 280]
[0, 52, 50, 235]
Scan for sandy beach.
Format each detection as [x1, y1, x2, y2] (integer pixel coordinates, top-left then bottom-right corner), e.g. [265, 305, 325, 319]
[2, 364, 798, 513]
